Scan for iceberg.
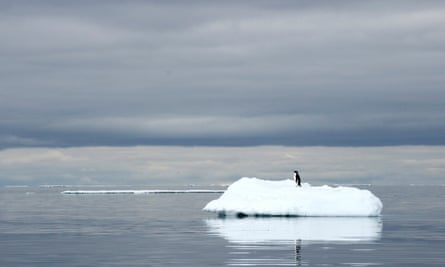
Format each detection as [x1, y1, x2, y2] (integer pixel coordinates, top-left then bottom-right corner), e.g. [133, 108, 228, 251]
[203, 177, 382, 217]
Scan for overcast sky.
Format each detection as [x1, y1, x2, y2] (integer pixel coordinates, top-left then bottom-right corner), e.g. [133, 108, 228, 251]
[1, 0, 445, 148]
[1, 1, 445, 185]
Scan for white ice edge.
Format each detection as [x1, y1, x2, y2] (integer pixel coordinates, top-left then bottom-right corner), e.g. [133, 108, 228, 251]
[203, 177, 383, 217]
[62, 189, 225, 194]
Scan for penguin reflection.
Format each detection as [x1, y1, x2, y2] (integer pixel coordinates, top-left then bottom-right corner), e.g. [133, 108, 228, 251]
[295, 239, 302, 266]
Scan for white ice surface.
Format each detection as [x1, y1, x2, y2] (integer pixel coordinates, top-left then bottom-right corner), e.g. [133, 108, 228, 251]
[206, 217, 382, 243]
[203, 177, 382, 217]
[62, 189, 224, 194]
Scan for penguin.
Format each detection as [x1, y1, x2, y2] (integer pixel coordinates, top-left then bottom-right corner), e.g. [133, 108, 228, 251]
[294, 170, 301, 187]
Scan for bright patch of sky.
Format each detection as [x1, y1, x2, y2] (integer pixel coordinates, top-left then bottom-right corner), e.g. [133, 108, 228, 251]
[1, 146, 444, 185]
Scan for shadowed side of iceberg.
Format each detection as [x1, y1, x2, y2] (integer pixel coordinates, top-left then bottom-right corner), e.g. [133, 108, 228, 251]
[203, 177, 383, 217]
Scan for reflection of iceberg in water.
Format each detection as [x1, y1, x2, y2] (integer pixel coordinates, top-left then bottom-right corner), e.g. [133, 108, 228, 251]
[206, 217, 382, 244]
[206, 217, 382, 266]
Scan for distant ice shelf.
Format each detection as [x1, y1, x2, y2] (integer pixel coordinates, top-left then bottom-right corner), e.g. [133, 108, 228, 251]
[203, 177, 383, 217]
[62, 189, 225, 195]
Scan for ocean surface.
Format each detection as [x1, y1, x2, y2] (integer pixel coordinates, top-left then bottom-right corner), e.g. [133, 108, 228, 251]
[1, 184, 445, 266]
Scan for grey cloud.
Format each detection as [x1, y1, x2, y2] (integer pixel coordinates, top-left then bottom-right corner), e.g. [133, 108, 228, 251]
[1, 1, 445, 148]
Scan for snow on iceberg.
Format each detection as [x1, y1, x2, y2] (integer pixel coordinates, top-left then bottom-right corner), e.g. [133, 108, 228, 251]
[203, 177, 383, 217]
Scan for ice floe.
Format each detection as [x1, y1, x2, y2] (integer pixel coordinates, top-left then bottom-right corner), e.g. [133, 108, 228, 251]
[62, 189, 224, 194]
[204, 177, 382, 217]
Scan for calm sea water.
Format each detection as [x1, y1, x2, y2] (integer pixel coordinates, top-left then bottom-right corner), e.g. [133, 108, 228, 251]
[1, 185, 445, 266]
